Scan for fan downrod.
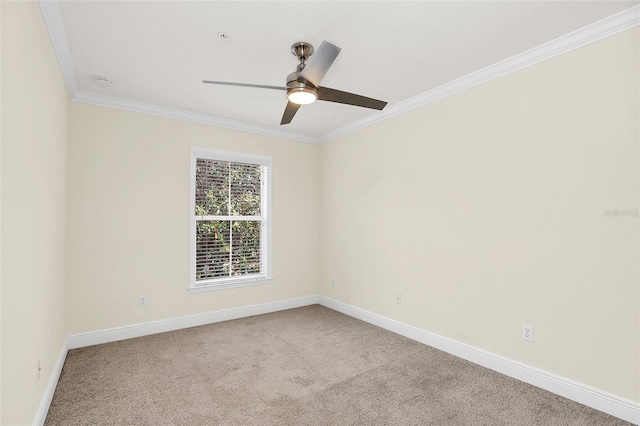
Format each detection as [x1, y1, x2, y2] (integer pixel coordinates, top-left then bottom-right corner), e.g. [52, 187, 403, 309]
[291, 42, 314, 71]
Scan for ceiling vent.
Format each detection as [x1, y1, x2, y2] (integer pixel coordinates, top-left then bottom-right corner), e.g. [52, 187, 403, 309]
[93, 76, 114, 88]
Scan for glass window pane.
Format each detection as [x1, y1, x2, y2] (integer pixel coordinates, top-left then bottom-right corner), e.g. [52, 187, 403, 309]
[195, 159, 229, 216]
[196, 220, 230, 281]
[231, 221, 261, 276]
[230, 163, 261, 216]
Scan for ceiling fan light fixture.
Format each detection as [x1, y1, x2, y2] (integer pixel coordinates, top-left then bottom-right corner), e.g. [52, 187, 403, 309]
[287, 87, 318, 105]
[203, 40, 387, 125]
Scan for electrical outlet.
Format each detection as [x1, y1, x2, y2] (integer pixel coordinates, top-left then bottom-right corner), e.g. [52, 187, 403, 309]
[522, 324, 534, 342]
[331, 278, 336, 287]
[395, 293, 402, 304]
[139, 295, 148, 307]
[36, 358, 41, 382]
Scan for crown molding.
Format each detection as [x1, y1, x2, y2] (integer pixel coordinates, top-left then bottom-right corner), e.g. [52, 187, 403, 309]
[39, 1, 638, 146]
[37, 0, 319, 144]
[73, 91, 319, 144]
[38, 0, 78, 96]
[318, 4, 640, 143]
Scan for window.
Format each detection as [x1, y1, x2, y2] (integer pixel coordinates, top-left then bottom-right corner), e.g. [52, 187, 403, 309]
[189, 148, 272, 293]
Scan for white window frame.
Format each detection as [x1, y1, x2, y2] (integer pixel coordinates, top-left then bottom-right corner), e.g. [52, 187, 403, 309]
[189, 147, 272, 293]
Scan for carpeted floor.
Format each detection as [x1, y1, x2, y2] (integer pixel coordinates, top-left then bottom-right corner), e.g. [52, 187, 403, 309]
[45, 305, 631, 425]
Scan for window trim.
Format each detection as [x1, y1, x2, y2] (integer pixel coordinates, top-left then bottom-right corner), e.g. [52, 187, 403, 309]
[189, 147, 273, 293]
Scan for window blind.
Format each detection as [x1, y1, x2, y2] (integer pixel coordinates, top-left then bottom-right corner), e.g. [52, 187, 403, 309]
[194, 159, 263, 282]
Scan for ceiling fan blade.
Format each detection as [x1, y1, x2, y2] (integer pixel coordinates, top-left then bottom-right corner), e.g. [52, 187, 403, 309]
[298, 41, 341, 87]
[317, 87, 387, 110]
[202, 80, 285, 91]
[280, 101, 301, 125]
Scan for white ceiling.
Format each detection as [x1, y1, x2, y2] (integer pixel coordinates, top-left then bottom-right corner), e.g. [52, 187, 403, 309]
[51, 1, 637, 140]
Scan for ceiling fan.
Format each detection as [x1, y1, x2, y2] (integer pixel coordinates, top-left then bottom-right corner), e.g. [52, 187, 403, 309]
[203, 41, 388, 125]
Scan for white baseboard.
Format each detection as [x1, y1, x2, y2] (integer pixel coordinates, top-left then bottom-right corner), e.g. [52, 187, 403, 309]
[36, 295, 319, 424]
[318, 296, 640, 425]
[33, 339, 68, 426]
[67, 295, 320, 349]
[35, 295, 639, 425]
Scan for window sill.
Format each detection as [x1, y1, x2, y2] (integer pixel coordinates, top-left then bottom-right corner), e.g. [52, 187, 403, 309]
[188, 276, 273, 294]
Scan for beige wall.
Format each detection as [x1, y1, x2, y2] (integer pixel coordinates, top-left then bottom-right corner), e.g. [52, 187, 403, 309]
[0, 2, 637, 422]
[0, 2, 3, 422]
[0, 1, 3, 422]
[1, 2, 70, 424]
[319, 28, 639, 401]
[65, 103, 320, 335]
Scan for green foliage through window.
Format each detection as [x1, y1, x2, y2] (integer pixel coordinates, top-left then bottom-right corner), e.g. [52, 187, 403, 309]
[195, 159, 262, 281]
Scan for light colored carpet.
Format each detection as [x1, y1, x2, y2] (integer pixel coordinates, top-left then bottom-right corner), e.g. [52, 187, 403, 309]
[45, 305, 630, 425]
